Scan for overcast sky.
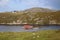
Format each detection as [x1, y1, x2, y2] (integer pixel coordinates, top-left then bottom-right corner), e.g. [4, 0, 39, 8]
[0, 0, 60, 12]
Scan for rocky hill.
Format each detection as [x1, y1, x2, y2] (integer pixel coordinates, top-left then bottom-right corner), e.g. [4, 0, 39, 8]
[0, 7, 60, 25]
[22, 7, 56, 13]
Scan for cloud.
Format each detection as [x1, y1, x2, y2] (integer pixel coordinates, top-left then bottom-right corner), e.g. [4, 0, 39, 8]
[38, 0, 60, 10]
[0, 0, 9, 6]
[0, 0, 60, 12]
[20, 0, 54, 9]
[43, 6, 54, 9]
[47, 0, 60, 10]
[21, 0, 40, 7]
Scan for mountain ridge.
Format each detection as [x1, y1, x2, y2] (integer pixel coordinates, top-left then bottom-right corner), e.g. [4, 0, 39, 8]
[19, 7, 57, 13]
[0, 7, 57, 13]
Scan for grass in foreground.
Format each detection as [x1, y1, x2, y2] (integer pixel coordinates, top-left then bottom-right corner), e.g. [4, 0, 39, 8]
[0, 30, 60, 40]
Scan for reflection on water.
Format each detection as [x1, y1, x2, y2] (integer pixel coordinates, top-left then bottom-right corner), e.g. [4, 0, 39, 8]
[0, 25, 60, 32]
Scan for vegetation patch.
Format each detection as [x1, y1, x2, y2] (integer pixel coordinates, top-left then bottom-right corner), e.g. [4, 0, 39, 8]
[0, 30, 60, 40]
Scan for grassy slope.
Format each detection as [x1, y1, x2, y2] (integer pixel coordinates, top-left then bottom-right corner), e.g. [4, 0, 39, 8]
[0, 30, 60, 40]
[0, 11, 60, 24]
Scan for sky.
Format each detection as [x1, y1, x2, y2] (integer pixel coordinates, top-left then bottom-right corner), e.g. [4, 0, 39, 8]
[0, 0, 60, 12]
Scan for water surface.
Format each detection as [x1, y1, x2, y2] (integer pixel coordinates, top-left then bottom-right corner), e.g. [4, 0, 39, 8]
[0, 25, 60, 32]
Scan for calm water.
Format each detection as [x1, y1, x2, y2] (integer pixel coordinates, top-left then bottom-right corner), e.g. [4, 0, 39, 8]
[0, 25, 60, 32]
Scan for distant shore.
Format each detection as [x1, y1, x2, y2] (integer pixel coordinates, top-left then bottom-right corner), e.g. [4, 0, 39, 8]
[0, 24, 60, 26]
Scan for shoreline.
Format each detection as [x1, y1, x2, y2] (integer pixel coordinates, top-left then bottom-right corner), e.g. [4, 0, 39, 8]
[0, 24, 60, 26]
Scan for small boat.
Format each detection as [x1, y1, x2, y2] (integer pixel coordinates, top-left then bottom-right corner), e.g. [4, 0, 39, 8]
[24, 24, 33, 30]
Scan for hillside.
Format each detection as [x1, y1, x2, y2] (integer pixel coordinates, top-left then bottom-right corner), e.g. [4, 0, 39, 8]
[0, 7, 60, 25]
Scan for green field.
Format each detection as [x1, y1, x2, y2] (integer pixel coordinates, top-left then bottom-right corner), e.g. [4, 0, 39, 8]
[0, 30, 60, 40]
